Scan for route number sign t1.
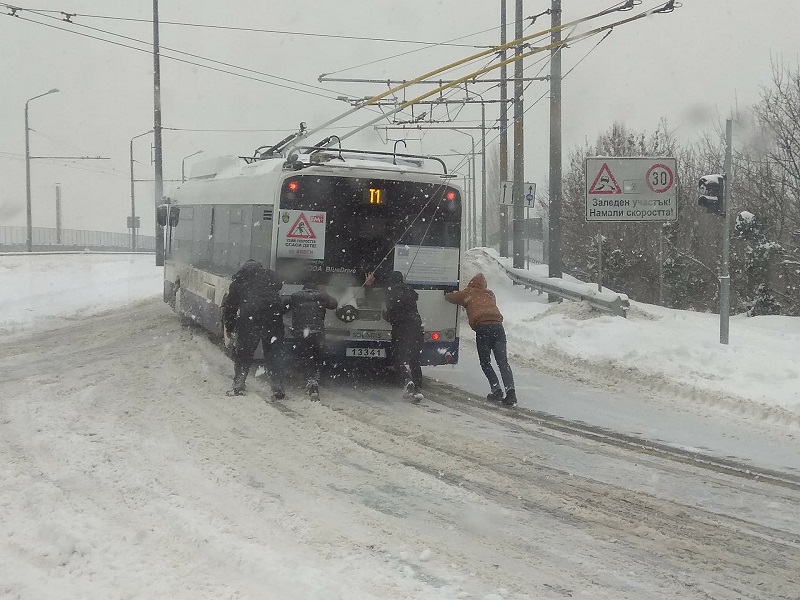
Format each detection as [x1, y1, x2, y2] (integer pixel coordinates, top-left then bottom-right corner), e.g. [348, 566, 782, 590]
[585, 157, 678, 222]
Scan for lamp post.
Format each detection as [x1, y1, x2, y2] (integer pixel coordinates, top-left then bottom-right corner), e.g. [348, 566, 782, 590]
[460, 85, 489, 247]
[181, 150, 203, 182]
[451, 132, 477, 248]
[130, 130, 153, 251]
[25, 88, 60, 252]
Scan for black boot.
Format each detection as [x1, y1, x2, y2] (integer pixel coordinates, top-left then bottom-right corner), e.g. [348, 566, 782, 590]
[307, 380, 320, 402]
[502, 388, 517, 406]
[487, 388, 503, 402]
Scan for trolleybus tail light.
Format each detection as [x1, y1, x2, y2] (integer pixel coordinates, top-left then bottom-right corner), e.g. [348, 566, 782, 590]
[287, 180, 300, 192]
[445, 190, 457, 202]
[430, 331, 441, 341]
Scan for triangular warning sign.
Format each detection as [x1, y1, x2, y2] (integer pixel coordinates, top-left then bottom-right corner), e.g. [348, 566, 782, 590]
[287, 213, 316, 239]
[589, 163, 621, 195]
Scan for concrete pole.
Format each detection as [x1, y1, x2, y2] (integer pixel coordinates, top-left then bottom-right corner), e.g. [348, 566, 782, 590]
[471, 142, 477, 248]
[153, 0, 165, 266]
[720, 118, 733, 345]
[499, 0, 509, 256]
[549, 0, 563, 283]
[481, 101, 487, 247]
[512, 0, 525, 268]
[25, 103, 31, 252]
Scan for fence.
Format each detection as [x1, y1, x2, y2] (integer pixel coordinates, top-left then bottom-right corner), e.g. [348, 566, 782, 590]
[0, 226, 155, 252]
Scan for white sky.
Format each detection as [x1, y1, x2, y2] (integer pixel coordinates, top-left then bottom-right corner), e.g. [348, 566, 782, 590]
[1, 0, 799, 234]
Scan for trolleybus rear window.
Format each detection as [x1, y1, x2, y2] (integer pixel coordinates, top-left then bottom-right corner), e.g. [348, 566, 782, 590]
[278, 176, 461, 286]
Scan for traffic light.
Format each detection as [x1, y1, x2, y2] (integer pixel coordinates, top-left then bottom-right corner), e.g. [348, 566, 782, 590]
[698, 174, 725, 214]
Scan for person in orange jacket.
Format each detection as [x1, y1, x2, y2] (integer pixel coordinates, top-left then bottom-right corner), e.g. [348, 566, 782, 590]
[444, 273, 516, 406]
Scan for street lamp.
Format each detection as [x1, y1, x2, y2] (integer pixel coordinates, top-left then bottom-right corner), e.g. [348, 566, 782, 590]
[450, 158, 472, 247]
[450, 133, 477, 248]
[130, 130, 154, 251]
[181, 150, 203, 182]
[461, 85, 489, 247]
[25, 88, 60, 252]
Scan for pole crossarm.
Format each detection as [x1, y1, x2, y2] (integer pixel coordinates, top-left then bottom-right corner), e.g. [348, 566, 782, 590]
[306, 3, 677, 150]
[290, 0, 676, 152]
[379, 125, 498, 131]
[321, 76, 549, 85]
[30, 156, 110, 160]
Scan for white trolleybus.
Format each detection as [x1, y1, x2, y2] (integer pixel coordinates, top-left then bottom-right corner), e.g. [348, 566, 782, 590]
[161, 140, 463, 367]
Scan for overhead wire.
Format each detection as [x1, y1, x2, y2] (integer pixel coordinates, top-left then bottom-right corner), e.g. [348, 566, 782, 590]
[17, 8, 491, 48]
[322, 22, 511, 78]
[3, 5, 349, 101]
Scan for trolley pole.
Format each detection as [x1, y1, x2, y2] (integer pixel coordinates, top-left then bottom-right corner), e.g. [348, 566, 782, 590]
[512, 0, 525, 268]
[720, 118, 733, 345]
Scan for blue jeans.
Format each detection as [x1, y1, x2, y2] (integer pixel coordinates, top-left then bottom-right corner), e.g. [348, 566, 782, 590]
[475, 323, 514, 393]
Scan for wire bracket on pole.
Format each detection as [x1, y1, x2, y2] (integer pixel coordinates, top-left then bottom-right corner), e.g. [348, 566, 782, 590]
[653, 1, 680, 14]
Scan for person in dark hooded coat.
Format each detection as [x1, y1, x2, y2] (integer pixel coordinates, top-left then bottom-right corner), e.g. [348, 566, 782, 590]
[382, 270, 425, 401]
[222, 259, 287, 398]
[287, 280, 338, 400]
[444, 272, 516, 405]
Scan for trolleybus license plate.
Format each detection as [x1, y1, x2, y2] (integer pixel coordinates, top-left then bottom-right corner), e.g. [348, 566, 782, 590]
[346, 347, 386, 358]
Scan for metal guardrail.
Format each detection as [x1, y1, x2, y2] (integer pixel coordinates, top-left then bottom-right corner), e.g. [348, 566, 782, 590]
[474, 248, 630, 317]
[0, 226, 155, 252]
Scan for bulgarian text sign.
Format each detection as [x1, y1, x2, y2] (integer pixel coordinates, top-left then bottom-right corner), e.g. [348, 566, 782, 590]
[585, 157, 678, 222]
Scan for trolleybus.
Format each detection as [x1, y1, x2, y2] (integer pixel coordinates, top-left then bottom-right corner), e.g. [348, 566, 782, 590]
[161, 143, 462, 366]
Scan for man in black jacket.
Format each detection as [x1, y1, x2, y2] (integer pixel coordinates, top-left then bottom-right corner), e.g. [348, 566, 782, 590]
[382, 270, 424, 402]
[222, 260, 287, 398]
[287, 280, 338, 401]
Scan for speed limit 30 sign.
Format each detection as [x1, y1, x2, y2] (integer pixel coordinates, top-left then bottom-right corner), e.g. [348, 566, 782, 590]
[585, 157, 678, 222]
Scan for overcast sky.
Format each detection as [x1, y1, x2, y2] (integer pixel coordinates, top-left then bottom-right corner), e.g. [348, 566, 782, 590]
[1, 0, 798, 235]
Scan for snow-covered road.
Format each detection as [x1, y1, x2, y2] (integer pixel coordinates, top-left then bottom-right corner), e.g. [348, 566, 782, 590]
[1, 299, 798, 599]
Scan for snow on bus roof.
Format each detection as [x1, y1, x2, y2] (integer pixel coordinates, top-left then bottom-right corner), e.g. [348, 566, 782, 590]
[188, 152, 445, 182]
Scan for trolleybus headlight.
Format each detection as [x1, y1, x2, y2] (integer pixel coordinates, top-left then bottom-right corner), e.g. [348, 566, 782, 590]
[336, 304, 359, 323]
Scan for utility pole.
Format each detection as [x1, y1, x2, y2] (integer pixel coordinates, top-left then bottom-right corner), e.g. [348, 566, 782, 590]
[720, 118, 733, 345]
[153, 0, 165, 266]
[481, 100, 487, 246]
[512, 0, 525, 268]
[549, 0, 564, 291]
[55, 184, 62, 244]
[499, 0, 509, 257]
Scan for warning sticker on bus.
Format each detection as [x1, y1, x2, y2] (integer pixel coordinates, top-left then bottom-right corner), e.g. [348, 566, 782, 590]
[277, 209, 327, 259]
